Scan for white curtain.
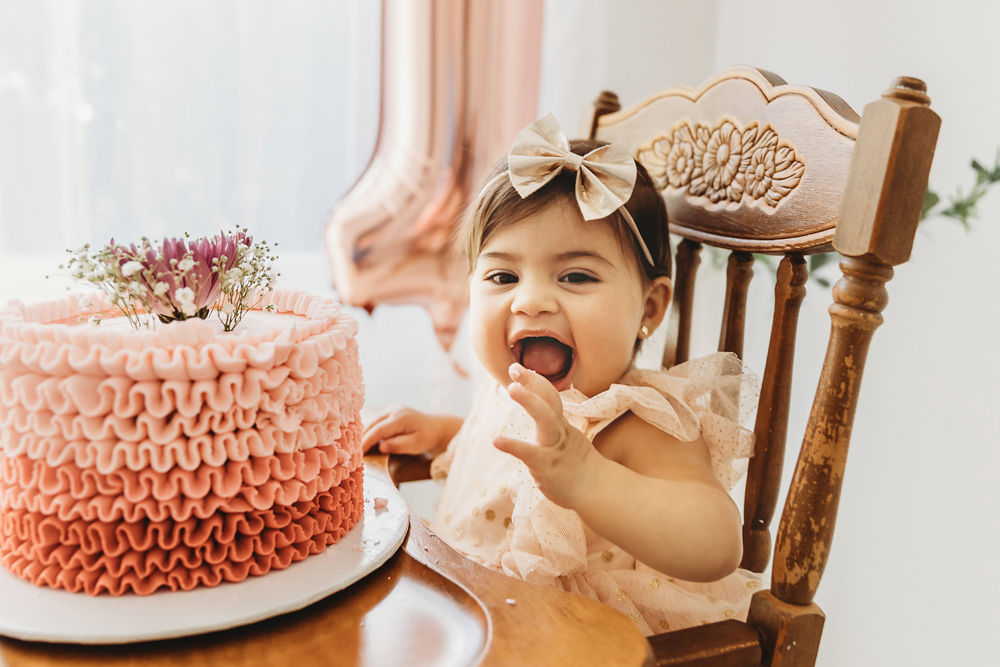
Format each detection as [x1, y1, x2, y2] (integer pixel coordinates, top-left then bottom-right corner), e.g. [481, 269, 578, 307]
[0, 0, 380, 255]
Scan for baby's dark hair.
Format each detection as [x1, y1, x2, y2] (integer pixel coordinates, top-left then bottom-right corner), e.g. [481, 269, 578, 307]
[463, 139, 672, 283]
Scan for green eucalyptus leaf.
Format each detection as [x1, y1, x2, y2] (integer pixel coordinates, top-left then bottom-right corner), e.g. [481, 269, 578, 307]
[972, 159, 989, 185]
[809, 252, 836, 272]
[920, 188, 940, 221]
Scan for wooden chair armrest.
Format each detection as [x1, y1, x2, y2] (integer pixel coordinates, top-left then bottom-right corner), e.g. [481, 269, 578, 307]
[647, 620, 762, 667]
[385, 453, 434, 486]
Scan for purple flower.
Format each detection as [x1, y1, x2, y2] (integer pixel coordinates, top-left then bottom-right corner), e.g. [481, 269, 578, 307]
[114, 232, 250, 322]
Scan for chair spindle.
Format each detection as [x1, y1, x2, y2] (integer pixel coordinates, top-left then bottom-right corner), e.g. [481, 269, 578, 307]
[718, 251, 755, 359]
[771, 257, 892, 604]
[661, 239, 701, 368]
[741, 254, 808, 573]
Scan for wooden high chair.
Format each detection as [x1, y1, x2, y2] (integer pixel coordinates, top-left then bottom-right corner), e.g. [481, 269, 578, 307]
[0, 66, 939, 667]
[388, 65, 940, 666]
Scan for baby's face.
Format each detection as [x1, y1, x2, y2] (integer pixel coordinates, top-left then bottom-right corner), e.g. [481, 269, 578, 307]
[470, 197, 647, 398]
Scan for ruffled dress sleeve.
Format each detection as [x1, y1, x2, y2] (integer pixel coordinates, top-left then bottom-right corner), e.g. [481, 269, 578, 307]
[491, 352, 763, 635]
[560, 351, 759, 492]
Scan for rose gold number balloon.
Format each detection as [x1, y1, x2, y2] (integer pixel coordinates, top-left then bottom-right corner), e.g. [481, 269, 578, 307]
[324, 0, 543, 351]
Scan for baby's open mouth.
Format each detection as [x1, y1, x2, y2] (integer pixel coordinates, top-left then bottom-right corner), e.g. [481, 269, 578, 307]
[512, 336, 574, 386]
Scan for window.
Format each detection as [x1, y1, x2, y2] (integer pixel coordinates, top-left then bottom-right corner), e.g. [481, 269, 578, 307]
[0, 0, 380, 254]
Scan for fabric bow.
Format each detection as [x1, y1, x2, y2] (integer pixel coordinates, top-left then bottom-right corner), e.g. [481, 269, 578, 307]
[506, 114, 653, 265]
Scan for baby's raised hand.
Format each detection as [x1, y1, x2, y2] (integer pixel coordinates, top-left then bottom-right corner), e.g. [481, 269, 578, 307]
[493, 363, 599, 510]
[361, 406, 459, 456]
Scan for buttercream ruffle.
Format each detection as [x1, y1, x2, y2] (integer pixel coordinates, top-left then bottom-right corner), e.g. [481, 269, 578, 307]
[1, 443, 356, 500]
[0, 420, 346, 473]
[0, 358, 356, 418]
[0, 343, 363, 471]
[0, 467, 364, 596]
[0, 421, 363, 523]
[0, 289, 357, 379]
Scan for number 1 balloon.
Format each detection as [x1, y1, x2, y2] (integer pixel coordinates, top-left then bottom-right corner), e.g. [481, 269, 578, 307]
[324, 0, 543, 351]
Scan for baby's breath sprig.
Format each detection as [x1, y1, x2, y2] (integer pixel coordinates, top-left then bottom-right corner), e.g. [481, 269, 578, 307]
[62, 242, 153, 329]
[60, 230, 279, 332]
[214, 230, 279, 332]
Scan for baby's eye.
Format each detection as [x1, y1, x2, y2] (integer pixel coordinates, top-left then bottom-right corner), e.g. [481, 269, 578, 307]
[561, 272, 596, 284]
[486, 271, 518, 285]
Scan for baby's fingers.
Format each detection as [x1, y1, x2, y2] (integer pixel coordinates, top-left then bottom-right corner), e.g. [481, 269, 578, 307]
[509, 363, 563, 413]
[361, 411, 389, 440]
[376, 434, 424, 455]
[507, 381, 565, 446]
[493, 435, 542, 468]
[361, 417, 409, 453]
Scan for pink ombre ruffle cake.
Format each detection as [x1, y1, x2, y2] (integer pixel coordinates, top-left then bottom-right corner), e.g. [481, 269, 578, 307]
[0, 289, 365, 595]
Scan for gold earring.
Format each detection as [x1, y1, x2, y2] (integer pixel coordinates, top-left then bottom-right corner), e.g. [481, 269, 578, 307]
[641, 325, 649, 338]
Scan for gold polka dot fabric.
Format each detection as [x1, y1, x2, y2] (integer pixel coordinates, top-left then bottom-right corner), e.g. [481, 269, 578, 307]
[427, 352, 763, 636]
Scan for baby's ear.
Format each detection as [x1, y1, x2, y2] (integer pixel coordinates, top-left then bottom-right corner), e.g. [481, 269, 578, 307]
[641, 276, 672, 333]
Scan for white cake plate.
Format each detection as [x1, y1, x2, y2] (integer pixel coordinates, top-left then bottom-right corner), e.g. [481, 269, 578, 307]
[0, 465, 409, 644]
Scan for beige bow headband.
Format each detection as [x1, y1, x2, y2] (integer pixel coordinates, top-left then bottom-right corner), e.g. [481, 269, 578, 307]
[483, 113, 654, 265]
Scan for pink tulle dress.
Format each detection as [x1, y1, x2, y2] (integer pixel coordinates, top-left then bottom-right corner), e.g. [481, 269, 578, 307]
[428, 352, 763, 636]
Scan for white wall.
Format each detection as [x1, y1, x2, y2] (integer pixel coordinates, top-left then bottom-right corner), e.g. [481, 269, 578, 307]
[538, 0, 719, 124]
[540, 0, 999, 663]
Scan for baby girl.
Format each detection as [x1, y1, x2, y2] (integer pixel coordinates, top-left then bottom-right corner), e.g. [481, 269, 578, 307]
[362, 114, 761, 635]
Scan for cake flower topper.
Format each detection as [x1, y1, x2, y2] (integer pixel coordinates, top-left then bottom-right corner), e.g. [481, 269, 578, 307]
[62, 229, 279, 332]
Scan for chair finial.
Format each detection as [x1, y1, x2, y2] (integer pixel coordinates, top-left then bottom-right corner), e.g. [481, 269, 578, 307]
[883, 76, 930, 106]
[834, 76, 940, 265]
[594, 90, 620, 112]
[582, 91, 621, 139]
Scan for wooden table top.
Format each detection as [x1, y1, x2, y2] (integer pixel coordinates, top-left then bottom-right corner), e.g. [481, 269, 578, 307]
[0, 456, 652, 667]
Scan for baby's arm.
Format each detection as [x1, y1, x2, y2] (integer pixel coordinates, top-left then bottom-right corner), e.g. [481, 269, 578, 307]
[361, 406, 464, 457]
[494, 363, 742, 583]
